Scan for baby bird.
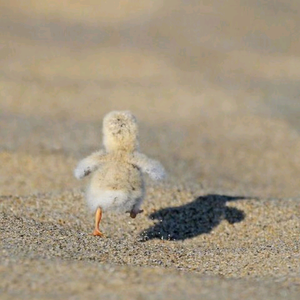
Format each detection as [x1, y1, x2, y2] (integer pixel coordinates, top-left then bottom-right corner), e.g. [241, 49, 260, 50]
[74, 110, 166, 237]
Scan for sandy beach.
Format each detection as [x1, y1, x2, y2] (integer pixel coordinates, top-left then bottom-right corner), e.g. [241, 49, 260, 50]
[1, 1, 300, 299]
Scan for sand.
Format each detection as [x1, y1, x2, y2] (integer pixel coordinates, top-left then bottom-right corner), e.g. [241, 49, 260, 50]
[1, 1, 300, 299]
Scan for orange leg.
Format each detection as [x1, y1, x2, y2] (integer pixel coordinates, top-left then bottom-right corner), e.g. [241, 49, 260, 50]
[92, 207, 105, 237]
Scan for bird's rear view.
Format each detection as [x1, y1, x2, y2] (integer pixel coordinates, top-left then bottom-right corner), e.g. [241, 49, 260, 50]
[74, 110, 166, 236]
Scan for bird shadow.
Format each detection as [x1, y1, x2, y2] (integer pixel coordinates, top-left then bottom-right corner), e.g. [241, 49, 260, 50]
[140, 194, 248, 241]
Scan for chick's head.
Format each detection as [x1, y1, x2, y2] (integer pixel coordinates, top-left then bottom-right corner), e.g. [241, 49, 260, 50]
[103, 110, 139, 152]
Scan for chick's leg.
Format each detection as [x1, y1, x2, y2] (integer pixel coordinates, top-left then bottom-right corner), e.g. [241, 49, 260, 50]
[130, 209, 144, 219]
[92, 207, 104, 237]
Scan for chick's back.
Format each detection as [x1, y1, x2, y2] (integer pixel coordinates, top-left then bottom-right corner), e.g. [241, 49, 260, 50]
[90, 157, 144, 195]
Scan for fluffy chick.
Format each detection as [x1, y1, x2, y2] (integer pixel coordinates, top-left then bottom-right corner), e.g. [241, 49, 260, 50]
[74, 110, 166, 236]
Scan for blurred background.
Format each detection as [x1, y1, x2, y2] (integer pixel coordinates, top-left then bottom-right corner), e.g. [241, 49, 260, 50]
[1, 0, 300, 197]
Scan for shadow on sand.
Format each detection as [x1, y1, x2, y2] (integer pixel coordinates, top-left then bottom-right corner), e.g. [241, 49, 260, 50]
[140, 194, 247, 241]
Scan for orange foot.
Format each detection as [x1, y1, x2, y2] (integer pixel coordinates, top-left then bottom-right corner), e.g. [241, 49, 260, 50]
[92, 229, 105, 237]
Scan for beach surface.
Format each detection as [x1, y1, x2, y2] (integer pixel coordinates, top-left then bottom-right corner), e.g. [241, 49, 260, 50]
[1, 1, 300, 299]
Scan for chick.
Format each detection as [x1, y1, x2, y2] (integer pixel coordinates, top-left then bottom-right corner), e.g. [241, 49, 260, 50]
[74, 111, 166, 236]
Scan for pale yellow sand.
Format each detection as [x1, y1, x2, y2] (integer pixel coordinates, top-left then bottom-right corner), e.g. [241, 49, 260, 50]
[1, 1, 300, 299]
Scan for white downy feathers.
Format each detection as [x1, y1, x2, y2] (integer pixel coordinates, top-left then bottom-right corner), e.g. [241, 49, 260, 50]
[74, 110, 166, 214]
